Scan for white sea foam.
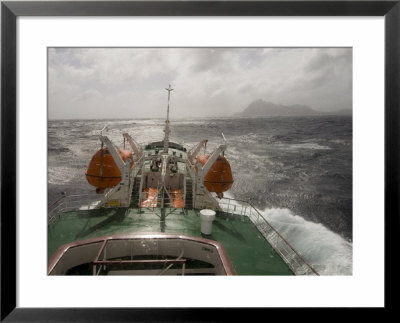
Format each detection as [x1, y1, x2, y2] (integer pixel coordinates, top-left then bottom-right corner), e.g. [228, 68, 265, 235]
[258, 207, 352, 275]
[274, 142, 331, 150]
[219, 192, 352, 276]
[48, 117, 352, 276]
[48, 166, 78, 185]
[170, 119, 210, 125]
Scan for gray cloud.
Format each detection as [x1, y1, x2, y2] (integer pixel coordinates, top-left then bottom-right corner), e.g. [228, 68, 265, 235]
[48, 47, 352, 119]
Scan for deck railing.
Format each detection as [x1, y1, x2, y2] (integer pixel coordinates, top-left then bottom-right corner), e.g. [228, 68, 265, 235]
[218, 197, 319, 276]
[48, 192, 318, 275]
[48, 194, 102, 225]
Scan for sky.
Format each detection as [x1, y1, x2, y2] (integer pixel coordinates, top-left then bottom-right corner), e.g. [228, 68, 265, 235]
[48, 47, 352, 120]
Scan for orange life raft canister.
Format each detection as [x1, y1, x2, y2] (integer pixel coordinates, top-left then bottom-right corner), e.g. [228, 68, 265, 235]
[85, 148, 134, 194]
[196, 154, 234, 198]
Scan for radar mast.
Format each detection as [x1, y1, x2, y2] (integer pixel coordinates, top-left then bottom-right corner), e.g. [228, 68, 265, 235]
[163, 84, 174, 153]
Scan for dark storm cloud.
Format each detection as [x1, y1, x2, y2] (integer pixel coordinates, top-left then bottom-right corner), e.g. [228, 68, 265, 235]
[305, 50, 352, 73]
[190, 49, 222, 72]
[48, 48, 352, 119]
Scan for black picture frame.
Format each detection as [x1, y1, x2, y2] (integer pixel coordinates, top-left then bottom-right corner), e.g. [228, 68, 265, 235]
[1, 1, 399, 321]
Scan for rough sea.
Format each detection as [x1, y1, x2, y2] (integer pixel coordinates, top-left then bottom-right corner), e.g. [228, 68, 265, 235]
[48, 115, 352, 275]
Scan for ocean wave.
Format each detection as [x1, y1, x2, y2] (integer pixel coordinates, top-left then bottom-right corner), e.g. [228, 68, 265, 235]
[48, 166, 80, 185]
[273, 142, 331, 150]
[48, 147, 70, 154]
[258, 207, 352, 275]
[48, 116, 352, 275]
[219, 193, 352, 275]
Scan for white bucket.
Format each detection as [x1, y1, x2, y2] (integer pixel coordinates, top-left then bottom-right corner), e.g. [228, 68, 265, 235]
[200, 209, 216, 235]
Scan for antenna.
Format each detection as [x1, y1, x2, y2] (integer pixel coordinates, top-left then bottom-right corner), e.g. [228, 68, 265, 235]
[165, 84, 174, 123]
[163, 85, 174, 153]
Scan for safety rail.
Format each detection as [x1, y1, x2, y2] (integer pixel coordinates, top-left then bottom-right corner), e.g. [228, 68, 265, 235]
[48, 194, 103, 225]
[92, 239, 186, 275]
[218, 197, 319, 276]
[48, 191, 318, 275]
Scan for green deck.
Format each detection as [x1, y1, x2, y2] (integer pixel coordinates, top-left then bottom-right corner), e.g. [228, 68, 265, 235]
[48, 207, 293, 275]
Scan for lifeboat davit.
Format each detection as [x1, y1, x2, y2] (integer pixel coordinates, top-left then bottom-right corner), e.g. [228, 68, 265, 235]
[196, 154, 234, 198]
[85, 148, 134, 194]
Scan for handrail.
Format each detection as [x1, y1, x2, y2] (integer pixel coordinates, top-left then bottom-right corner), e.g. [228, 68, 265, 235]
[218, 197, 319, 276]
[48, 193, 103, 225]
[248, 201, 319, 275]
[48, 191, 318, 275]
[48, 193, 67, 208]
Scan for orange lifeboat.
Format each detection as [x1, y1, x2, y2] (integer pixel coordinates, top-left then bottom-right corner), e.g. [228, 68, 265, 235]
[196, 154, 234, 198]
[85, 148, 134, 194]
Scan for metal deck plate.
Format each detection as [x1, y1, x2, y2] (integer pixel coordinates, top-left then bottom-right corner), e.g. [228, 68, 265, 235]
[48, 207, 293, 275]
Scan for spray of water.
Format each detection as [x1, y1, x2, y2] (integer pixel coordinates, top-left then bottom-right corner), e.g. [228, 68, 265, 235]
[220, 193, 352, 275]
[258, 207, 352, 275]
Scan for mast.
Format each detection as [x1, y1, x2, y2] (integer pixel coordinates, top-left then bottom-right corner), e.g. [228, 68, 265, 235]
[163, 84, 174, 153]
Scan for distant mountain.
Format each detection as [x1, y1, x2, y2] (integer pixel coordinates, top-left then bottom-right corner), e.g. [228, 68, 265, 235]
[237, 100, 321, 117]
